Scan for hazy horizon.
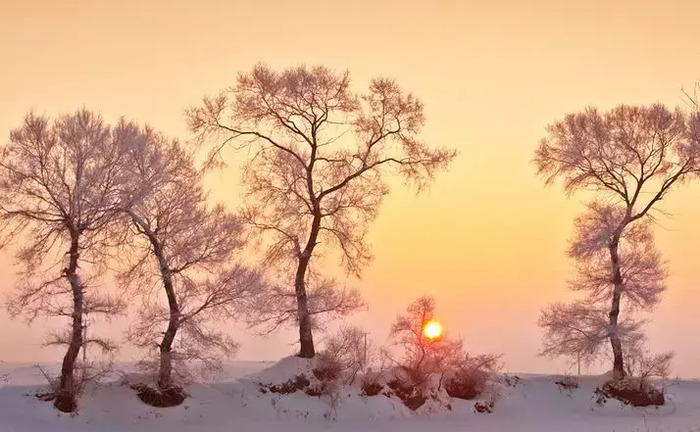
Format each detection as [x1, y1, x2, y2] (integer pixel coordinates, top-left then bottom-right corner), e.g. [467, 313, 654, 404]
[2, 0, 700, 378]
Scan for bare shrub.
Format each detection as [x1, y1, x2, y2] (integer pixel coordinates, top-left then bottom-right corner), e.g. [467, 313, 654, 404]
[555, 375, 579, 392]
[595, 378, 665, 407]
[267, 374, 311, 395]
[388, 297, 459, 382]
[444, 354, 501, 400]
[595, 336, 672, 407]
[386, 377, 427, 411]
[474, 400, 494, 413]
[624, 336, 673, 391]
[318, 325, 373, 385]
[360, 378, 383, 397]
[385, 296, 501, 409]
[130, 383, 187, 407]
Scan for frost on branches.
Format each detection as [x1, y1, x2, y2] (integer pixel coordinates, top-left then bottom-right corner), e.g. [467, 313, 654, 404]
[535, 104, 700, 378]
[188, 64, 456, 357]
[116, 130, 264, 402]
[0, 110, 139, 412]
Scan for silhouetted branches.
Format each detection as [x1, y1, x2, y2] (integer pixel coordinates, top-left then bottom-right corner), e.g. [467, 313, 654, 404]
[188, 64, 456, 357]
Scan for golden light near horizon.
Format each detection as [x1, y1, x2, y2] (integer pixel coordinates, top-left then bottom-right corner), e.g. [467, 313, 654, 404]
[423, 320, 443, 340]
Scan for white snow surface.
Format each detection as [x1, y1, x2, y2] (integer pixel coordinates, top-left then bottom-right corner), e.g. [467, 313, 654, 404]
[1, 358, 699, 432]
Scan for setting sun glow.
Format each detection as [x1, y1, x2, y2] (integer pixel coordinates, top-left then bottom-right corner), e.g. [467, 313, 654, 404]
[423, 320, 443, 340]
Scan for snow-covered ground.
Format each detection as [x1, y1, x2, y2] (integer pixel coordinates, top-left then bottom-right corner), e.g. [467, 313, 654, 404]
[1, 359, 699, 432]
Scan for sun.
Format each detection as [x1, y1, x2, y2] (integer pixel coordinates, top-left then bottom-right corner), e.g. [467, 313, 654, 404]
[423, 320, 443, 340]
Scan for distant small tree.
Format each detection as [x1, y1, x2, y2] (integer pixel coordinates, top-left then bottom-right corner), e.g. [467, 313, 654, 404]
[387, 296, 500, 399]
[188, 64, 456, 358]
[535, 104, 700, 378]
[0, 110, 136, 412]
[117, 133, 262, 395]
[388, 296, 448, 376]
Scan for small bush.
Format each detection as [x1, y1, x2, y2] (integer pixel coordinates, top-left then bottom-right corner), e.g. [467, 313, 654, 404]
[361, 379, 384, 397]
[386, 378, 427, 411]
[594, 378, 664, 407]
[502, 374, 520, 388]
[35, 391, 57, 403]
[304, 384, 323, 397]
[130, 383, 187, 407]
[444, 355, 501, 400]
[318, 326, 373, 385]
[312, 359, 342, 382]
[268, 374, 311, 394]
[555, 375, 579, 391]
[474, 401, 494, 413]
[445, 368, 489, 400]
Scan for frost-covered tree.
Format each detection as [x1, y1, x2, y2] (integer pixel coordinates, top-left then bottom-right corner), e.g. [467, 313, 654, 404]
[535, 105, 700, 377]
[117, 132, 262, 397]
[388, 296, 447, 375]
[539, 202, 668, 376]
[0, 110, 137, 412]
[387, 296, 500, 393]
[188, 64, 456, 358]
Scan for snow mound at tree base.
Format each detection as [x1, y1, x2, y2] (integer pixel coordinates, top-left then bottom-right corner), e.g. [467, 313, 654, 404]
[594, 378, 665, 407]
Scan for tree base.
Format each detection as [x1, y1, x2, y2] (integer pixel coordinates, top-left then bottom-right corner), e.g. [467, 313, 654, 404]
[53, 392, 77, 413]
[131, 383, 187, 407]
[595, 379, 664, 407]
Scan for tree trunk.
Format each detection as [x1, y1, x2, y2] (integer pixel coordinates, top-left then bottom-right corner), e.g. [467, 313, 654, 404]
[295, 253, 315, 358]
[608, 236, 626, 380]
[294, 213, 322, 359]
[152, 237, 179, 390]
[55, 234, 83, 413]
[130, 213, 181, 390]
[156, 276, 179, 390]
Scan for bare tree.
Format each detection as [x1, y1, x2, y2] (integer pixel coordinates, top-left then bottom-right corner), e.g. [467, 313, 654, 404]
[387, 296, 501, 398]
[388, 296, 469, 376]
[0, 110, 136, 412]
[539, 202, 667, 376]
[534, 104, 700, 378]
[187, 64, 456, 357]
[388, 296, 441, 375]
[116, 134, 262, 396]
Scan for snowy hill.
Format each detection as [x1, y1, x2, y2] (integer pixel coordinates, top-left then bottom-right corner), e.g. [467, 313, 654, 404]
[1, 360, 699, 432]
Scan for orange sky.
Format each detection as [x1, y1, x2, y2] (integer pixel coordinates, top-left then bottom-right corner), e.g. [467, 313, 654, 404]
[1, 0, 699, 377]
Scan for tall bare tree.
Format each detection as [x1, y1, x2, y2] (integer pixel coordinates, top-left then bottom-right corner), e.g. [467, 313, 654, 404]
[538, 203, 662, 372]
[535, 105, 700, 377]
[0, 110, 136, 412]
[117, 133, 262, 397]
[188, 64, 456, 358]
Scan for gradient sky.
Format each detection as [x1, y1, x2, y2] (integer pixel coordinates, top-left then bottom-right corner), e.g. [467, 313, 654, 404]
[1, 0, 700, 377]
